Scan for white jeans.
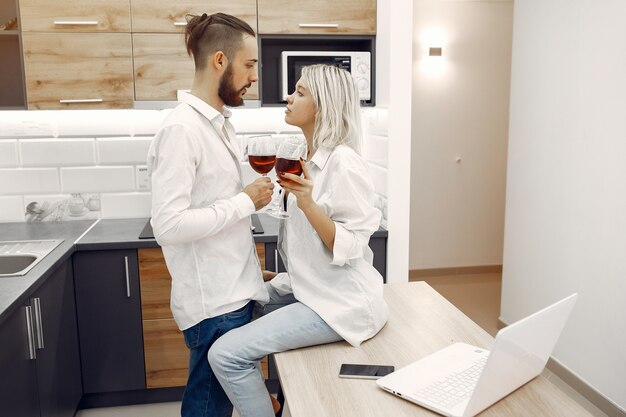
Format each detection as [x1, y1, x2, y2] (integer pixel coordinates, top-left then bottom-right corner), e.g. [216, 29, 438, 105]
[208, 282, 342, 417]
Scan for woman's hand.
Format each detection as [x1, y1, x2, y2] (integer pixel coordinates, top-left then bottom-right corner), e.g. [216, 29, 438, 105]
[262, 270, 278, 282]
[277, 158, 315, 211]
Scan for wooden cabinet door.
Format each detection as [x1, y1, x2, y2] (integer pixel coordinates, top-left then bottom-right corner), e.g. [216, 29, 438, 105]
[73, 250, 146, 394]
[258, 0, 376, 35]
[133, 33, 259, 101]
[138, 246, 269, 388]
[19, 0, 131, 32]
[22, 32, 133, 109]
[139, 248, 188, 388]
[130, 0, 256, 33]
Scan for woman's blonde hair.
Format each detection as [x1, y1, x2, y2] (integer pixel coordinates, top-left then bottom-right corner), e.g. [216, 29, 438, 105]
[300, 64, 363, 154]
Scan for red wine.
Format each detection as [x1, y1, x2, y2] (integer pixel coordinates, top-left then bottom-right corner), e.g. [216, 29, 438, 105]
[249, 155, 276, 175]
[275, 157, 302, 176]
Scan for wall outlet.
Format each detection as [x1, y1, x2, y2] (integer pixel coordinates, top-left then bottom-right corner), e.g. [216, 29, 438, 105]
[136, 166, 150, 191]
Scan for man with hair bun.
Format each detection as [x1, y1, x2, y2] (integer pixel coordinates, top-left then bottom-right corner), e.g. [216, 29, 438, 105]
[147, 12, 274, 417]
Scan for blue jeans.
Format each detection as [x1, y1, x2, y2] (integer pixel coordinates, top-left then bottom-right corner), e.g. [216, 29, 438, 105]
[181, 301, 254, 417]
[208, 283, 342, 417]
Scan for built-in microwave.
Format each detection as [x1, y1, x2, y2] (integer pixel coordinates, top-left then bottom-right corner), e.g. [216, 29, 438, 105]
[280, 51, 371, 102]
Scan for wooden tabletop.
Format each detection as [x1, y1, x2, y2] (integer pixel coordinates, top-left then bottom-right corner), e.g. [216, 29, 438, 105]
[274, 281, 593, 417]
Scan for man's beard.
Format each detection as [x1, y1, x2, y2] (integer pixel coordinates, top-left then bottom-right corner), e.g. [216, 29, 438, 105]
[218, 64, 250, 107]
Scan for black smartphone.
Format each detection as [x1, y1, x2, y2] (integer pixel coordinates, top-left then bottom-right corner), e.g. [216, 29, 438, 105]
[338, 363, 395, 380]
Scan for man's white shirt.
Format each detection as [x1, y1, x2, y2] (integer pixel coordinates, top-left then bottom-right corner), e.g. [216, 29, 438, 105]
[147, 92, 268, 331]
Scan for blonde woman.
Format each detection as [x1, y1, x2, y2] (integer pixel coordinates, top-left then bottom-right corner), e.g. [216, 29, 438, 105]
[208, 64, 388, 417]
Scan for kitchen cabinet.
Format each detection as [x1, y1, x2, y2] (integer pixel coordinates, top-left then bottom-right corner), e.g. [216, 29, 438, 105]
[19, 0, 133, 109]
[0, 304, 40, 417]
[0, 0, 25, 108]
[133, 33, 259, 101]
[21, 32, 134, 109]
[130, 0, 258, 101]
[137, 245, 270, 388]
[264, 237, 387, 281]
[131, 0, 259, 102]
[73, 250, 146, 394]
[0, 260, 82, 417]
[32, 261, 83, 417]
[258, 0, 376, 35]
[129, 0, 256, 33]
[19, 0, 131, 32]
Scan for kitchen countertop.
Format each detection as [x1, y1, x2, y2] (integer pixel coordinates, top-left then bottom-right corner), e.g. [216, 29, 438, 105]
[0, 220, 94, 323]
[0, 215, 387, 324]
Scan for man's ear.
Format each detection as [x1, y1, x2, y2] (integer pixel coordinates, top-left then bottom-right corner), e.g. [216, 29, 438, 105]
[211, 51, 227, 71]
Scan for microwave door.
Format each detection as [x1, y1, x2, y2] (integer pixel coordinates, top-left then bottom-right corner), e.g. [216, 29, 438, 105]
[282, 55, 351, 101]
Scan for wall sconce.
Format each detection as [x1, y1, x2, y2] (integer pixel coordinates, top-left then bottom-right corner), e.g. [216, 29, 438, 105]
[428, 47, 442, 57]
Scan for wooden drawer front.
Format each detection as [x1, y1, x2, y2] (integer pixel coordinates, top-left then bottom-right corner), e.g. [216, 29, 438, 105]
[22, 33, 133, 109]
[258, 0, 376, 35]
[133, 33, 259, 101]
[130, 0, 256, 33]
[143, 318, 188, 388]
[256, 242, 266, 270]
[19, 0, 131, 32]
[138, 247, 173, 320]
[143, 319, 269, 389]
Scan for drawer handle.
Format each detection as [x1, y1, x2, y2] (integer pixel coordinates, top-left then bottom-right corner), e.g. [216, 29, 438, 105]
[274, 249, 278, 273]
[32, 298, 45, 350]
[59, 98, 103, 104]
[174, 21, 187, 26]
[25, 306, 36, 360]
[54, 20, 99, 26]
[298, 23, 339, 28]
[124, 256, 131, 298]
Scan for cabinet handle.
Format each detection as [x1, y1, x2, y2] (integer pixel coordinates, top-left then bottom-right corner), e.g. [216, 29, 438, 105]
[274, 249, 279, 273]
[298, 23, 339, 28]
[124, 256, 131, 298]
[59, 98, 103, 104]
[174, 22, 187, 26]
[53, 20, 99, 26]
[32, 298, 45, 350]
[25, 306, 36, 360]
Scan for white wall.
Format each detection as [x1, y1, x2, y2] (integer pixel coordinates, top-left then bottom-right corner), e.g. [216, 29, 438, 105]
[410, 0, 513, 270]
[376, 0, 414, 282]
[502, 0, 626, 410]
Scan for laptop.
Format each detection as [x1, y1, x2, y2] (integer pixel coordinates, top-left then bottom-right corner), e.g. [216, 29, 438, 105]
[376, 293, 578, 417]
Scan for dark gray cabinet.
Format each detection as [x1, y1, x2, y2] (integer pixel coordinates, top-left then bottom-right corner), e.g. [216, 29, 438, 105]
[73, 250, 146, 394]
[0, 260, 82, 417]
[0, 304, 40, 417]
[33, 261, 83, 417]
[264, 236, 387, 281]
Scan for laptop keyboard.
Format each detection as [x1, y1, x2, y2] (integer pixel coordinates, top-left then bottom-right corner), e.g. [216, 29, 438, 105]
[412, 356, 488, 409]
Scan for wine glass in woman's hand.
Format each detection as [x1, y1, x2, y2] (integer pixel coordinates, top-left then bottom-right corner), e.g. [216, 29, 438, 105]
[268, 136, 307, 219]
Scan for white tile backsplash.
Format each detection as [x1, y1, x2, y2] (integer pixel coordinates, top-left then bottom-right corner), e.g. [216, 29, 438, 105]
[364, 134, 388, 168]
[0, 168, 60, 195]
[368, 163, 388, 197]
[55, 110, 133, 137]
[0, 196, 24, 222]
[1, 108, 387, 223]
[97, 137, 153, 165]
[100, 192, 152, 218]
[61, 166, 135, 193]
[20, 138, 96, 167]
[0, 140, 19, 167]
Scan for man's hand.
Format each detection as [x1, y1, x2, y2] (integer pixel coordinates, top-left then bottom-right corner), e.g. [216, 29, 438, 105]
[243, 177, 274, 210]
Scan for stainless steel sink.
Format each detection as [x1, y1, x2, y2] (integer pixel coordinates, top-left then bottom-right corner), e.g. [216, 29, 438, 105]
[0, 240, 64, 277]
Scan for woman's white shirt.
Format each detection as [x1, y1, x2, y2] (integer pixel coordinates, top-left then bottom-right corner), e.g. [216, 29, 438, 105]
[271, 144, 388, 346]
